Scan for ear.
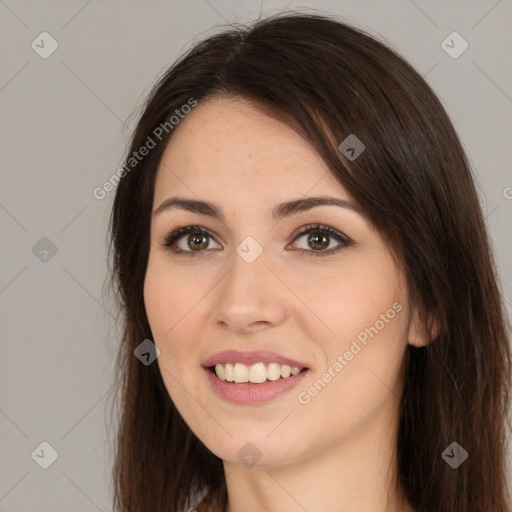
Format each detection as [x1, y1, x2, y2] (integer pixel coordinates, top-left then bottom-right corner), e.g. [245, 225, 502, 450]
[408, 307, 439, 347]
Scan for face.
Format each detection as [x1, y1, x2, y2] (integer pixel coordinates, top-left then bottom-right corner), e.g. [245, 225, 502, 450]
[144, 96, 419, 468]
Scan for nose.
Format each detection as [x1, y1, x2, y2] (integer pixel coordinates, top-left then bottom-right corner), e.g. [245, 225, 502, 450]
[213, 246, 287, 335]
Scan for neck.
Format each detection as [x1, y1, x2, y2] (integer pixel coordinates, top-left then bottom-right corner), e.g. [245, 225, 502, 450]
[222, 396, 414, 512]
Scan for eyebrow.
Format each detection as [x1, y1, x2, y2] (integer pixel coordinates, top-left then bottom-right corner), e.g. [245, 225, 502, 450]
[153, 195, 360, 222]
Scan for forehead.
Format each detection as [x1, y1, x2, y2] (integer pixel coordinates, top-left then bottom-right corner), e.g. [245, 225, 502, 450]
[153, 97, 350, 207]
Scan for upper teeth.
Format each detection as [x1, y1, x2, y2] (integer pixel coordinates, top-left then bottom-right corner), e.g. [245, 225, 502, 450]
[215, 362, 302, 383]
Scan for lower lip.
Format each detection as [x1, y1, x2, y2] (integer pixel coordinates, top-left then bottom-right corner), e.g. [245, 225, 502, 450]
[203, 367, 309, 404]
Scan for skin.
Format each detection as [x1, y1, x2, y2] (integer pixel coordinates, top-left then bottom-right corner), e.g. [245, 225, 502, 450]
[143, 96, 425, 512]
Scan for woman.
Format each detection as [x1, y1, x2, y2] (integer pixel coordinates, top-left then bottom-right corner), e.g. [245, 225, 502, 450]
[107, 12, 512, 512]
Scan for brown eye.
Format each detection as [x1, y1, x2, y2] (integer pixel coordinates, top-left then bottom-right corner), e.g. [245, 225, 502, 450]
[187, 233, 209, 251]
[307, 233, 330, 251]
[291, 224, 352, 257]
[163, 225, 221, 257]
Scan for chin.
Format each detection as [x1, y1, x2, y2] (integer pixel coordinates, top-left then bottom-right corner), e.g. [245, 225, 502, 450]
[198, 429, 302, 469]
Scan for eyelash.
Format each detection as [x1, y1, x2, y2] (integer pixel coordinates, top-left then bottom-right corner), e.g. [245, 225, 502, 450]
[161, 223, 352, 258]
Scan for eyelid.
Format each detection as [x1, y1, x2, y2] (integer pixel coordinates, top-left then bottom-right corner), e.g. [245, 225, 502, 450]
[289, 223, 352, 245]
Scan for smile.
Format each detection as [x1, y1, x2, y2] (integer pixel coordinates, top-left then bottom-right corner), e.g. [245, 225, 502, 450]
[212, 362, 305, 383]
[204, 364, 309, 404]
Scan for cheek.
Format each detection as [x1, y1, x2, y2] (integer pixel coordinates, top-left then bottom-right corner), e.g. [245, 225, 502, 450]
[144, 259, 202, 406]
[295, 253, 410, 415]
[143, 254, 197, 338]
[296, 261, 405, 347]
[293, 287, 408, 449]
[143, 253, 208, 375]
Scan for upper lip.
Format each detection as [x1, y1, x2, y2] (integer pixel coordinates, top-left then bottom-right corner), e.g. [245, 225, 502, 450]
[203, 349, 309, 369]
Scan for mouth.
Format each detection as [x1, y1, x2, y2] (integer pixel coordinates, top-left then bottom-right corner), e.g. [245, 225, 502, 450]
[203, 361, 310, 404]
[201, 349, 310, 403]
[207, 362, 309, 384]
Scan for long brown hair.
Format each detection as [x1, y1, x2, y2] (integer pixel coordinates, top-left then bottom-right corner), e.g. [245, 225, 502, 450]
[106, 12, 512, 512]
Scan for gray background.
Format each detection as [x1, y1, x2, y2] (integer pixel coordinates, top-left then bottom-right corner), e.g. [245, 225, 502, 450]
[1, 0, 511, 510]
